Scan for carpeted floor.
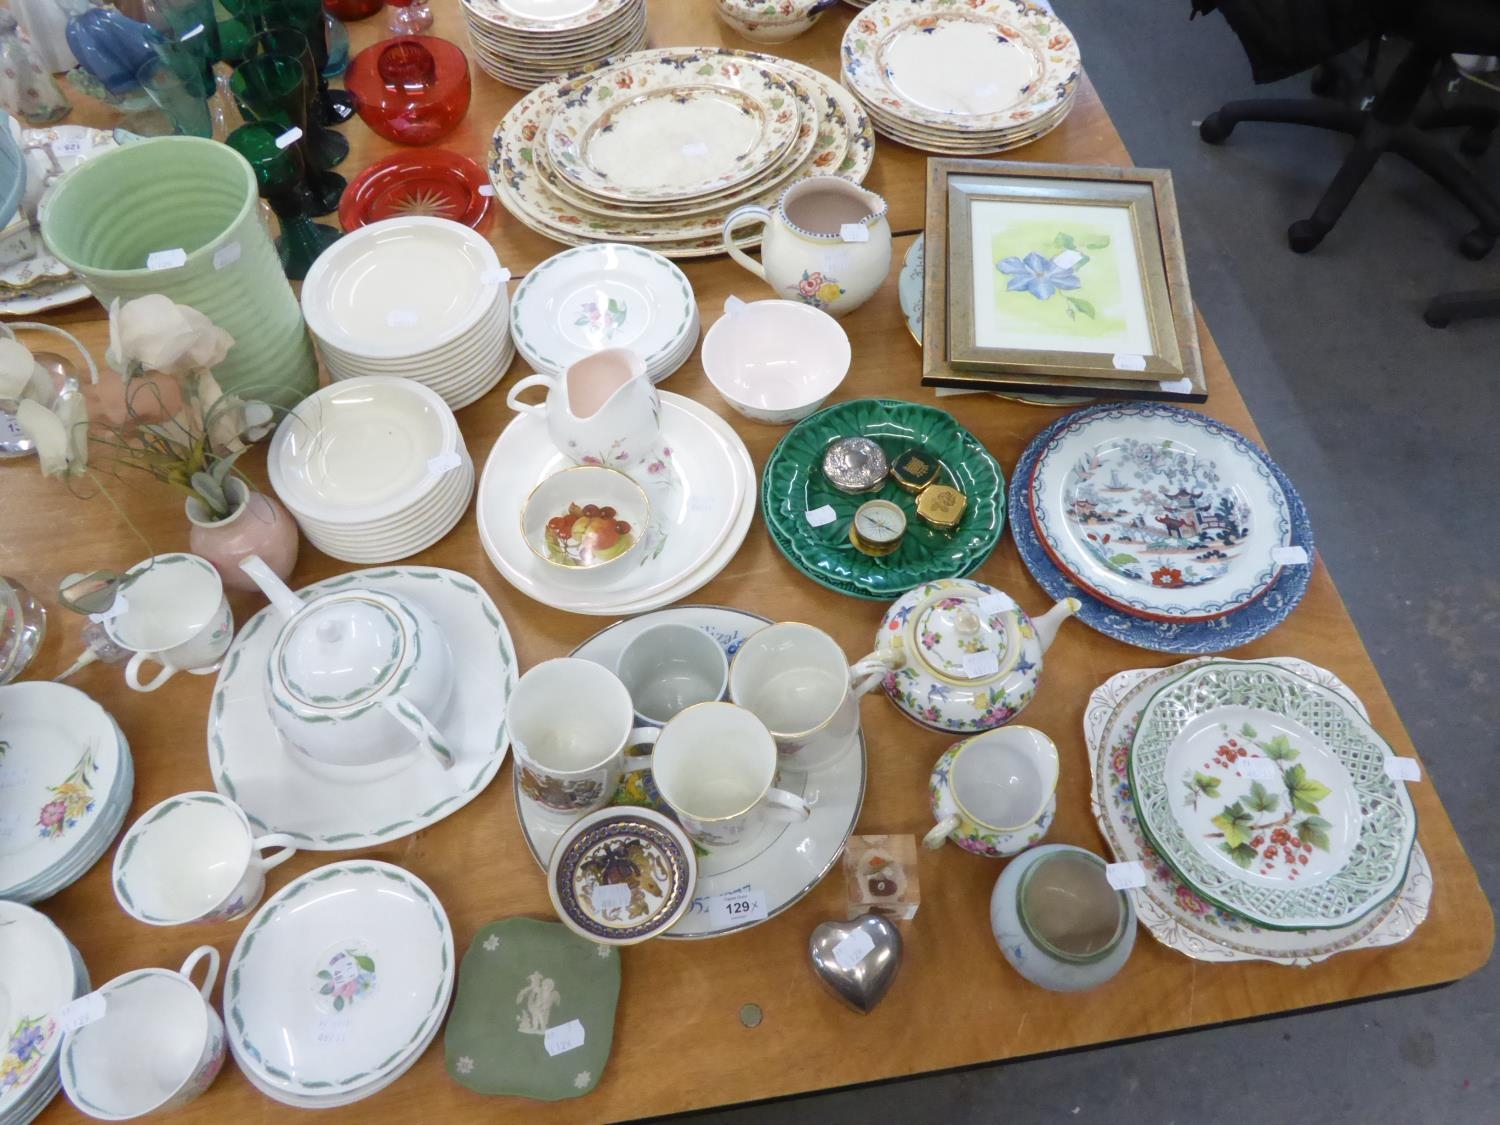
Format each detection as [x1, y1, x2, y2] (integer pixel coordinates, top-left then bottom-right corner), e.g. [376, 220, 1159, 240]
[670, 7, 1499, 1123]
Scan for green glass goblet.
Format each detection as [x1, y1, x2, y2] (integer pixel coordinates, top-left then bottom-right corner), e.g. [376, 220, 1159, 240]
[225, 121, 339, 280]
[252, 0, 355, 126]
[242, 29, 348, 168]
[131, 48, 214, 136]
[230, 52, 345, 215]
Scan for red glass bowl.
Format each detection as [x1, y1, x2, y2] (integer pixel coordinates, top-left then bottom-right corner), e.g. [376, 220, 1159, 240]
[344, 35, 470, 145]
[338, 148, 494, 232]
[323, 0, 384, 21]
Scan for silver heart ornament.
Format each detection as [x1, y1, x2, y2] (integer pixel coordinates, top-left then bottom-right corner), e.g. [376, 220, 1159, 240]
[809, 914, 903, 1014]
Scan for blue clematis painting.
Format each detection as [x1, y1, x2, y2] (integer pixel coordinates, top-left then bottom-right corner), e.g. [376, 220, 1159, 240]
[997, 251, 1082, 301]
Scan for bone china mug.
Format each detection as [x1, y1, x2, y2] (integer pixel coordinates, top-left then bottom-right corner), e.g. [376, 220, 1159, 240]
[924, 726, 1061, 858]
[650, 701, 811, 848]
[113, 792, 297, 926]
[729, 621, 884, 772]
[721, 176, 892, 317]
[510, 657, 657, 815]
[616, 622, 730, 727]
[60, 946, 227, 1121]
[102, 553, 234, 692]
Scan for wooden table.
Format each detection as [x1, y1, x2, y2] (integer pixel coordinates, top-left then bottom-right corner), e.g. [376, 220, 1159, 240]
[9, 3, 1492, 1122]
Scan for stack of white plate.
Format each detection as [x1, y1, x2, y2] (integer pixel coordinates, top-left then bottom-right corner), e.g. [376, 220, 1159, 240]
[509, 244, 699, 383]
[461, 0, 647, 89]
[0, 683, 134, 905]
[224, 861, 454, 1109]
[300, 217, 514, 412]
[0, 904, 90, 1125]
[489, 47, 877, 259]
[268, 376, 474, 565]
[841, 0, 1081, 155]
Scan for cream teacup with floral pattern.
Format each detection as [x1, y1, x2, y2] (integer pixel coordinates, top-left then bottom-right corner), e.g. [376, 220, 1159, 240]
[923, 726, 1060, 858]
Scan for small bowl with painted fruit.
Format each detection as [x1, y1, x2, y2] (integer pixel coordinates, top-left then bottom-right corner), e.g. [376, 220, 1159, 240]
[522, 466, 649, 574]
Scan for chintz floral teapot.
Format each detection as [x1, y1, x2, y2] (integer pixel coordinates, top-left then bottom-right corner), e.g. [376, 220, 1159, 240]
[860, 579, 1080, 733]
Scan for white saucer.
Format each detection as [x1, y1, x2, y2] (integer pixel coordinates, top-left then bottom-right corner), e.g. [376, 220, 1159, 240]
[514, 605, 867, 939]
[476, 393, 754, 614]
[207, 567, 516, 850]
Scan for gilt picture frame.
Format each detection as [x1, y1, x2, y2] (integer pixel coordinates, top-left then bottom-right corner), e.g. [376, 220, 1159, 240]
[922, 160, 1207, 402]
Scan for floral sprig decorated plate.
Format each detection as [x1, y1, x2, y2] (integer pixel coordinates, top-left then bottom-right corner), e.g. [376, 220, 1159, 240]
[1086, 658, 1431, 965]
[1029, 403, 1294, 621]
[0, 902, 87, 1122]
[1008, 406, 1314, 653]
[1128, 662, 1418, 931]
[761, 398, 1005, 600]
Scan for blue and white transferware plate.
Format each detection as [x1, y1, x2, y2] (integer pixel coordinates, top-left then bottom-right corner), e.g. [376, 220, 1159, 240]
[1028, 403, 1293, 621]
[1010, 406, 1314, 653]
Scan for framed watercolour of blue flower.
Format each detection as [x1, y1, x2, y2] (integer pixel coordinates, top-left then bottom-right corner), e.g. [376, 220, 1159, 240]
[921, 160, 1207, 403]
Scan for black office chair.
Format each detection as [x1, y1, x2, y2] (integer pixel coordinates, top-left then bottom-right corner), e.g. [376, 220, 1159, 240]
[1196, 0, 1500, 258]
[1424, 286, 1500, 324]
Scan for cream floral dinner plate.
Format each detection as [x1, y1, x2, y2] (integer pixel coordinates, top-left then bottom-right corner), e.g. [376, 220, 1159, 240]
[1087, 658, 1431, 964]
[515, 606, 867, 939]
[842, 0, 1081, 133]
[225, 861, 453, 1099]
[476, 393, 754, 614]
[1029, 404, 1294, 621]
[544, 51, 802, 203]
[461, 0, 635, 33]
[1128, 662, 1418, 931]
[208, 568, 515, 849]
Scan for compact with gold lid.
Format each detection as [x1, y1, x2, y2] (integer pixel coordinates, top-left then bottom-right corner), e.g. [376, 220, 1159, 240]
[850, 499, 907, 557]
[915, 484, 967, 531]
[890, 448, 941, 494]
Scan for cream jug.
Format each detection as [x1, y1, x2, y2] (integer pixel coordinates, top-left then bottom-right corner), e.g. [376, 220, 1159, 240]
[722, 177, 892, 317]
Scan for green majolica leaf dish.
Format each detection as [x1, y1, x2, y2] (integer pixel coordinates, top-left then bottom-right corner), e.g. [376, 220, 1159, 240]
[760, 398, 1005, 599]
[444, 917, 620, 1101]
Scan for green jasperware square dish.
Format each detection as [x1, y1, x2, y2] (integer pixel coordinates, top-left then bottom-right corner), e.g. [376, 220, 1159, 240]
[760, 398, 1005, 599]
[444, 917, 620, 1101]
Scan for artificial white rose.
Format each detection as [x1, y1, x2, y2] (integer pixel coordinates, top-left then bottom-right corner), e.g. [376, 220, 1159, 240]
[106, 294, 234, 378]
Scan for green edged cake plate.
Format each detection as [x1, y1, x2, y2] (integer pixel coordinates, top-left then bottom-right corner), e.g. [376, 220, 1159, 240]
[760, 398, 1005, 599]
[444, 917, 620, 1101]
[1127, 662, 1418, 932]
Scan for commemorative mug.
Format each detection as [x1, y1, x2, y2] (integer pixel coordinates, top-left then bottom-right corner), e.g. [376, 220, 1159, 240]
[722, 176, 891, 317]
[616, 622, 729, 727]
[102, 553, 233, 693]
[113, 792, 297, 926]
[60, 946, 227, 1120]
[510, 657, 656, 815]
[729, 622, 883, 772]
[649, 701, 811, 848]
[924, 726, 1060, 857]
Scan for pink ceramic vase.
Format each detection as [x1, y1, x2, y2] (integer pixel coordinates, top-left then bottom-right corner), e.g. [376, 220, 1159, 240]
[187, 477, 299, 592]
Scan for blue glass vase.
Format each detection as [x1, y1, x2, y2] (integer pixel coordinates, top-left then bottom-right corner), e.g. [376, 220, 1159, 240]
[60, 0, 164, 97]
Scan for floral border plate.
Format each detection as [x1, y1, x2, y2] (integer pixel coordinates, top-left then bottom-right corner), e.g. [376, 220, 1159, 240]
[1029, 403, 1293, 621]
[225, 861, 453, 1098]
[0, 902, 83, 1121]
[1008, 408, 1314, 652]
[461, 0, 637, 34]
[1086, 657, 1431, 965]
[1129, 662, 1418, 931]
[761, 398, 1005, 600]
[208, 567, 515, 849]
[515, 605, 867, 939]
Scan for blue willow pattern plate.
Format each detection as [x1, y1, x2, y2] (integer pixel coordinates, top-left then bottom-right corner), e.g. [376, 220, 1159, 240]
[761, 398, 1006, 600]
[1010, 405, 1314, 653]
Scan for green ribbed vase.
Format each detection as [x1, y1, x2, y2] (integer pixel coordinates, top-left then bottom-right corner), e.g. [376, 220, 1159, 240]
[39, 135, 318, 407]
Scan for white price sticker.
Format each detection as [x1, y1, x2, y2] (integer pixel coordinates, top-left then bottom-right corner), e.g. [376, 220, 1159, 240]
[974, 83, 1001, 99]
[708, 887, 768, 928]
[57, 992, 107, 1033]
[1158, 377, 1194, 394]
[961, 651, 1000, 678]
[591, 883, 631, 913]
[275, 126, 303, 149]
[477, 184, 495, 197]
[213, 241, 242, 270]
[1271, 546, 1310, 566]
[0, 411, 24, 444]
[146, 248, 186, 271]
[543, 1018, 586, 1057]
[54, 138, 86, 158]
[1111, 353, 1147, 372]
[87, 592, 128, 625]
[831, 927, 876, 970]
[976, 593, 1007, 617]
[1242, 758, 1279, 781]
[1105, 861, 1148, 891]
[688, 495, 719, 514]
[314, 1015, 351, 1045]
[1385, 758, 1422, 783]
[480, 267, 510, 286]
[386, 308, 420, 328]
[1051, 249, 1084, 270]
[427, 451, 462, 475]
[839, 222, 870, 243]
[680, 142, 709, 158]
[805, 505, 837, 528]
